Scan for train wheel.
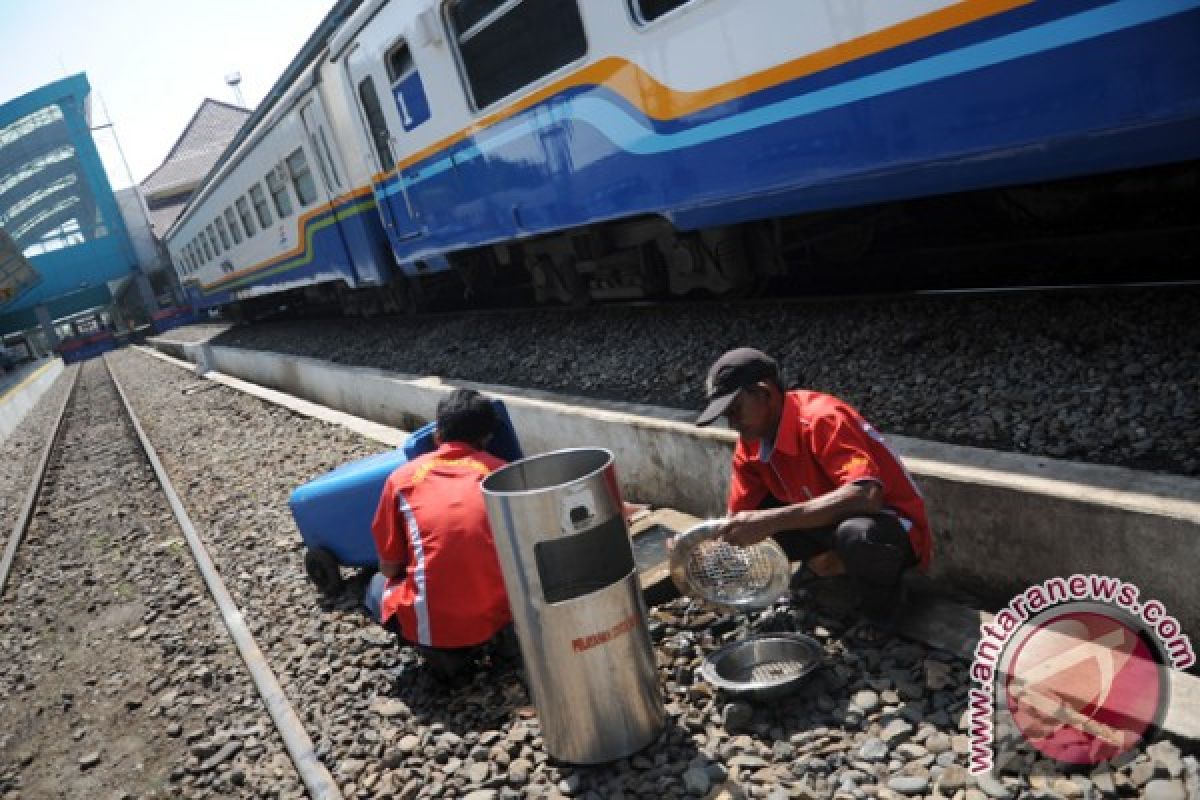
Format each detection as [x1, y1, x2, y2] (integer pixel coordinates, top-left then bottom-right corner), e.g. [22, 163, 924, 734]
[304, 548, 344, 597]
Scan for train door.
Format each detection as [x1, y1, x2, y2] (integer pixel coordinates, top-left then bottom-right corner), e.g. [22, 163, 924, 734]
[299, 101, 345, 199]
[343, 42, 424, 244]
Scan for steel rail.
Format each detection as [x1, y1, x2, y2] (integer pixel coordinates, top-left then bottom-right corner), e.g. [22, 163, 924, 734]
[103, 355, 343, 800]
[0, 363, 80, 600]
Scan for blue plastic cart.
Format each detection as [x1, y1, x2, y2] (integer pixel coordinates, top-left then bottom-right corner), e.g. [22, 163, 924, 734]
[289, 400, 522, 595]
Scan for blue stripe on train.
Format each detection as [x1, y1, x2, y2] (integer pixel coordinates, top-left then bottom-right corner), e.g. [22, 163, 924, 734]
[372, 1, 1199, 274]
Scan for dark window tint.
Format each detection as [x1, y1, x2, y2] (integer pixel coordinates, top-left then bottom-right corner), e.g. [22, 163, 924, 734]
[249, 183, 273, 228]
[214, 217, 231, 249]
[286, 148, 318, 206]
[387, 42, 415, 81]
[448, 0, 587, 109]
[629, 0, 694, 24]
[358, 76, 395, 172]
[266, 168, 294, 218]
[236, 196, 257, 237]
[224, 207, 243, 244]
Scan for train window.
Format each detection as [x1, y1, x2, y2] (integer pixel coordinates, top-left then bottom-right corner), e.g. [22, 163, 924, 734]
[249, 183, 273, 227]
[236, 196, 257, 237]
[446, 0, 587, 110]
[286, 148, 318, 206]
[357, 76, 395, 172]
[628, 0, 694, 24]
[266, 168, 294, 218]
[387, 42, 415, 81]
[205, 225, 219, 256]
[200, 235, 212, 262]
[386, 40, 432, 132]
[224, 208, 243, 245]
[215, 216, 232, 249]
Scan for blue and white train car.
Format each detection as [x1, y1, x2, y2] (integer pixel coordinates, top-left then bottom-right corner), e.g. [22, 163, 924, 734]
[168, 0, 1200, 310]
[168, 55, 396, 314]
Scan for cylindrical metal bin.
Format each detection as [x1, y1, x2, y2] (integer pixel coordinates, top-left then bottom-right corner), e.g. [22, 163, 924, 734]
[482, 448, 665, 764]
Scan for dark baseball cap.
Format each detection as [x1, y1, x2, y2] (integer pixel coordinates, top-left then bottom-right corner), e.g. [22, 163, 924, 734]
[695, 348, 780, 426]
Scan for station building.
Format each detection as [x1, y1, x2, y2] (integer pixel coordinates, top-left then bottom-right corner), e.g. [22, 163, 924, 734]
[0, 74, 249, 355]
[0, 73, 149, 351]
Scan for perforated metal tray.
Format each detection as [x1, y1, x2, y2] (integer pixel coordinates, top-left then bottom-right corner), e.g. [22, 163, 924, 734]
[668, 519, 790, 612]
[700, 633, 823, 701]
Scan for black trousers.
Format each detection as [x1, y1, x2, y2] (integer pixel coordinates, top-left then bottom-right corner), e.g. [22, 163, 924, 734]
[769, 509, 917, 619]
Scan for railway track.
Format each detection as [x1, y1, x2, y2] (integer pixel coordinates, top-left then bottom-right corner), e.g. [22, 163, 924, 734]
[0, 359, 340, 798]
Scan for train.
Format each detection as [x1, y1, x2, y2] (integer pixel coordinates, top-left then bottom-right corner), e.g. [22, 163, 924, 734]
[165, 0, 1200, 316]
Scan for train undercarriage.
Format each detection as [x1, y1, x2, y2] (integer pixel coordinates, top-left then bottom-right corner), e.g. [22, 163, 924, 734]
[227, 159, 1198, 321]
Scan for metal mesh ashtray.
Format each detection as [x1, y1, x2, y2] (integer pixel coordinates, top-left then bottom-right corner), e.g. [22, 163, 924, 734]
[700, 633, 823, 701]
[669, 520, 790, 611]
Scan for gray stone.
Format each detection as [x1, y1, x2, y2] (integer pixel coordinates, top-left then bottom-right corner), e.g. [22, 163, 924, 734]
[851, 690, 880, 713]
[888, 775, 929, 795]
[1148, 741, 1185, 779]
[463, 791, 499, 800]
[683, 766, 711, 796]
[976, 773, 1014, 799]
[858, 737, 888, 762]
[199, 740, 241, 772]
[508, 758, 531, 786]
[925, 732, 952, 754]
[881, 718, 914, 746]
[939, 765, 971, 791]
[79, 752, 101, 770]
[468, 762, 490, 784]
[1143, 779, 1187, 800]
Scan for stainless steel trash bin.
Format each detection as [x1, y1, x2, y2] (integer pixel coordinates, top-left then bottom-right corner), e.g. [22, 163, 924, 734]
[482, 448, 665, 764]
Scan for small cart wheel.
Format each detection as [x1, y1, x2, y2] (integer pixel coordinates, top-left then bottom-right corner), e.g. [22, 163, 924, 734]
[305, 548, 344, 597]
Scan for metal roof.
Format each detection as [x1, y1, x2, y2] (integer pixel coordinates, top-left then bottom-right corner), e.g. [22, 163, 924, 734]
[140, 99, 250, 201]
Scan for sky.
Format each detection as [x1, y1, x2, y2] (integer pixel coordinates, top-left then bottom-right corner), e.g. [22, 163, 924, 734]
[1, 0, 338, 187]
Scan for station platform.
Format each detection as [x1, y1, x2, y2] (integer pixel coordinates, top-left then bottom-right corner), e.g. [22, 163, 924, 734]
[0, 357, 62, 442]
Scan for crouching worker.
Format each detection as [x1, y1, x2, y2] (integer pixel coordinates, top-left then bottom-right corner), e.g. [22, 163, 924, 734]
[696, 348, 933, 642]
[366, 388, 514, 681]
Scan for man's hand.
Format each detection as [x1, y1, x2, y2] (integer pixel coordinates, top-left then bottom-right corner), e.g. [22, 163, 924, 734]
[715, 509, 779, 547]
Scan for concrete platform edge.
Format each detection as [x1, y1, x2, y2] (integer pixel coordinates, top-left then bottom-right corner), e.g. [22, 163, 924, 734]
[0, 359, 64, 444]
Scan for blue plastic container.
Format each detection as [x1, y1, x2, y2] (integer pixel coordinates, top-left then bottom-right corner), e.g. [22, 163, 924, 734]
[289, 401, 522, 569]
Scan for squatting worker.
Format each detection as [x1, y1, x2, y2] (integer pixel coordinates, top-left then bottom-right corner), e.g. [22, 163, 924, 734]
[696, 348, 932, 637]
[367, 388, 513, 680]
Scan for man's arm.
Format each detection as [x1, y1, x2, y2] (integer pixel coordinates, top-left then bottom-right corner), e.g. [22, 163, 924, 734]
[716, 480, 884, 547]
[371, 479, 409, 580]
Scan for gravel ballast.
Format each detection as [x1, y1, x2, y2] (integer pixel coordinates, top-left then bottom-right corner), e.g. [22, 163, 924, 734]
[0, 366, 74, 548]
[0, 360, 297, 798]
[94, 348, 1196, 799]
[183, 286, 1200, 478]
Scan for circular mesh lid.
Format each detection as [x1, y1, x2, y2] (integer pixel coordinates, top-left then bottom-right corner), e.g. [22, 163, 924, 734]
[670, 521, 791, 611]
